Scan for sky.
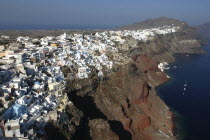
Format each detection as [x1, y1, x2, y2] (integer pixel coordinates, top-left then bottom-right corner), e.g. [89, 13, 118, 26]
[0, 0, 210, 29]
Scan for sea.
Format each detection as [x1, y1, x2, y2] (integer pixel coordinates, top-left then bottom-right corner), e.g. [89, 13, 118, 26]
[0, 24, 115, 30]
[156, 41, 210, 140]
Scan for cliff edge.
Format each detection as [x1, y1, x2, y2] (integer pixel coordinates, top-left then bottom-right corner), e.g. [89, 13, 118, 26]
[49, 17, 204, 140]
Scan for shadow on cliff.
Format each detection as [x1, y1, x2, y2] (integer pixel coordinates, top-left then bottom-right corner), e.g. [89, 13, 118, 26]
[68, 91, 107, 120]
[67, 90, 132, 140]
[108, 120, 132, 140]
[44, 123, 68, 140]
[68, 91, 106, 140]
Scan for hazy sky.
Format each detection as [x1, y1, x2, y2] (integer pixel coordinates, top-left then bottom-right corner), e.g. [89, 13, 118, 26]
[0, 0, 210, 28]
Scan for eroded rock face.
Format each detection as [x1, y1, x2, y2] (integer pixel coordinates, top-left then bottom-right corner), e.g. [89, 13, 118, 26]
[134, 55, 169, 87]
[93, 57, 175, 140]
[44, 102, 84, 140]
[89, 119, 119, 140]
[137, 115, 151, 131]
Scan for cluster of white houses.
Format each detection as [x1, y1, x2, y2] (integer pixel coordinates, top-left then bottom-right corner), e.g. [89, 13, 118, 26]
[0, 25, 178, 139]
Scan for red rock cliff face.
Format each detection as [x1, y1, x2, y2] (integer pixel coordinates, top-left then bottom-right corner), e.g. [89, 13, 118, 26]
[93, 55, 175, 140]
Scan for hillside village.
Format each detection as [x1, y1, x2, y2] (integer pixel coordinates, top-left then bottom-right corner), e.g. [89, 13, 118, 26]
[0, 25, 179, 139]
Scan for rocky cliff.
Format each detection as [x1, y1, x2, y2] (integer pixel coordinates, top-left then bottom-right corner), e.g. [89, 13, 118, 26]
[116, 17, 186, 31]
[51, 18, 204, 140]
[195, 22, 210, 39]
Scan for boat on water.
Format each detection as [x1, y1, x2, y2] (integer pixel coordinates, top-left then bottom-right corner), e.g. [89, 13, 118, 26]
[184, 81, 187, 86]
[158, 62, 170, 72]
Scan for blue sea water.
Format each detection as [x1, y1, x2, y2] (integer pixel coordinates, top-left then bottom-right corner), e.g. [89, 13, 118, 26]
[156, 42, 210, 140]
[0, 24, 114, 30]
